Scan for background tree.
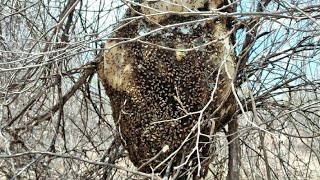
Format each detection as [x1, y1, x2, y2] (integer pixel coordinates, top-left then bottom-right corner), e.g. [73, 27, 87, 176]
[0, 0, 319, 179]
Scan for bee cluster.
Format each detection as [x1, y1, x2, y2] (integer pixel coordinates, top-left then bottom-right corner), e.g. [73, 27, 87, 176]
[98, 0, 236, 177]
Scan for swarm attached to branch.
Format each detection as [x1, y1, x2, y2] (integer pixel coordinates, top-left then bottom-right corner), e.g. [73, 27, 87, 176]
[98, 0, 236, 178]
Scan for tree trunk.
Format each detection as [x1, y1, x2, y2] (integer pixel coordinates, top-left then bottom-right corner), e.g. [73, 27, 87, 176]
[227, 118, 240, 180]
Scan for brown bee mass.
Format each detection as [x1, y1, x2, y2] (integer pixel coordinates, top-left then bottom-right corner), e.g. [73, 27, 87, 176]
[98, 0, 236, 178]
